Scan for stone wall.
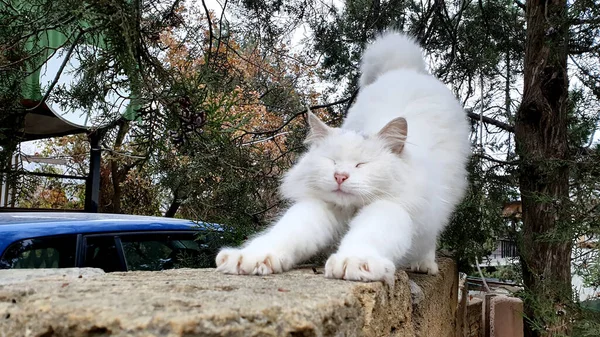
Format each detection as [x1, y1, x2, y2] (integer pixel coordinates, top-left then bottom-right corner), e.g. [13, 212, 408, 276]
[0, 258, 458, 337]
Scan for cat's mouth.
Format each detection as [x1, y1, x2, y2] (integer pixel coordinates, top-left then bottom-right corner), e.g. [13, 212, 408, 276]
[333, 188, 352, 196]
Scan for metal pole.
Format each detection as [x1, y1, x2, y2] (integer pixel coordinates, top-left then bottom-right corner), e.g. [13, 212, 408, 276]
[84, 132, 101, 213]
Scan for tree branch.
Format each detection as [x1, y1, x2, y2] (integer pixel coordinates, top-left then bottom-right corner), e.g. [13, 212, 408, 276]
[239, 96, 356, 137]
[571, 18, 600, 25]
[513, 0, 526, 10]
[27, 27, 89, 111]
[201, 0, 214, 61]
[344, 89, 359, 114]
[474, 153, 519, 165]
[215, 0, 228, 55]
[466, 108, 515, 133]
[568, 43, 600, 55]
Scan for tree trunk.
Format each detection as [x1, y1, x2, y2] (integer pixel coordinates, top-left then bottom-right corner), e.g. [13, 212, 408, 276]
[515, 1, 572, 336]
[165, 187, 182, 218]
[165, 199, 181, 218]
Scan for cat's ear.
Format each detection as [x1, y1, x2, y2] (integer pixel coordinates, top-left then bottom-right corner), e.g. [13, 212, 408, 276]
[377, 117, 408, 154]
[304, 107, 331, 144]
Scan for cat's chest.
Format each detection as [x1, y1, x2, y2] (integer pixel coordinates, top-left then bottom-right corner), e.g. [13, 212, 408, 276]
[331, 204, 359, 223]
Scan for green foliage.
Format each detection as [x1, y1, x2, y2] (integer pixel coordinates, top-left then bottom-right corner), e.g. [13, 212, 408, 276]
[1, 0, 313, 223]
[156, 95, 305, 242]
[441, 156, 517, 273]
[573, 311, 600, 337]
[484, 264, 522, 282]
[112, 168, 162, 216]
[568, 88, 600, 148]
[310, 0, 409, 86]
[515, 279, 577, 337]
[17, 166, 85, 210]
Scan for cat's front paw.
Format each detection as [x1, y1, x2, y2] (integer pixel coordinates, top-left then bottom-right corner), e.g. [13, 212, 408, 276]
[410, 259, 439, 275]
[324, 254, 396, 286]
[215, 248, 288, 275]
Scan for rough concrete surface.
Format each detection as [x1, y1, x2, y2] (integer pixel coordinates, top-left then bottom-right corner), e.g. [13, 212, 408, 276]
[407, 259, 458, 337]
[0, 258, 456, 337]
[0, 268, 105, 286]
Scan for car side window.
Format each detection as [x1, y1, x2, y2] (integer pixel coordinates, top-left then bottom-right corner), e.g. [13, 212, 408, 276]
[0, 236, 77, 269]
[83, 236, 125, 272]
[120, 233, 215, 271]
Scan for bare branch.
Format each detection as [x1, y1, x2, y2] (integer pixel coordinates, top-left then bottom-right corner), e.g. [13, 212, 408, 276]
[466, 108, 515, 133]
[569, 43, 600, 55]
[571, 18, 600, 25]
[513, 0, 526, 10]
[474, 153, 519, 165]
[215, 0, 228, 54]
[201, 0, 214, 61]
[240, 96, 356, 137]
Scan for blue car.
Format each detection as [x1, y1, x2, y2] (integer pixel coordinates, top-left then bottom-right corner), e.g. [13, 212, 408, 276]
[0, 212, 225, 272]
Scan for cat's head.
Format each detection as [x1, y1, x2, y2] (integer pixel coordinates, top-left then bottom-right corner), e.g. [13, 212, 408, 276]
[281, 110, 408, 208]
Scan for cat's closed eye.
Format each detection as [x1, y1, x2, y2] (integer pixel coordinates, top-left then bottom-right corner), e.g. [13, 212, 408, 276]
[325, 157, 336, 165]
[356, 162, 367, 168]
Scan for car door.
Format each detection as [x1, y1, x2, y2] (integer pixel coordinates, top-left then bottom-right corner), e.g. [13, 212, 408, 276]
[118, 232, 216, 271]
[80, 234, 127, 272]
[80, 231, 220, 272]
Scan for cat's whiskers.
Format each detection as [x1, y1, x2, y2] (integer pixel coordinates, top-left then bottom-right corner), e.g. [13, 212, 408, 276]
[366, 186, 397, 201]
[352, 187, 380, 206]
[355, 188, 372, 206]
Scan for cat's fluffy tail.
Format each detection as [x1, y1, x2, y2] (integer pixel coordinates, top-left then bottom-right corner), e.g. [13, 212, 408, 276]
[359, 31, 426, 87]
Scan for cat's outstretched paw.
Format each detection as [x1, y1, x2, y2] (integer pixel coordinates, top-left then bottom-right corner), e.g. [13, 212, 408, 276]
[324, 254, 396, 286]
[215, 248, 288, 275]
[410, 259, 439, 275]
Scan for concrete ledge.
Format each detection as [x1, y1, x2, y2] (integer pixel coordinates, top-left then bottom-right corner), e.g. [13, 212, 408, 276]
[0, 258, 457, 337]
[409, 261, 458, 337]
[0, 268, 105, 286]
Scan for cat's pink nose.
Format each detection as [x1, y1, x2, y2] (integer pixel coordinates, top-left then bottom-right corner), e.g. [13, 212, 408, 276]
[334, 172, 349, 184]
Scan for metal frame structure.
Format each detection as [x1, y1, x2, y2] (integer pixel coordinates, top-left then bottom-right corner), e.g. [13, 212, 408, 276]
[0, 8, 122, 213]
[0, 105, 102, 213]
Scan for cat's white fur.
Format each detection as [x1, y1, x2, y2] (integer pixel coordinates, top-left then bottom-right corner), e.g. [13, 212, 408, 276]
[216, 31, 471, 286]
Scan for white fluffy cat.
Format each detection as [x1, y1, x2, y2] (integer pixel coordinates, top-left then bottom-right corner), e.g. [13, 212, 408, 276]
[215, 31, 471, 286]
